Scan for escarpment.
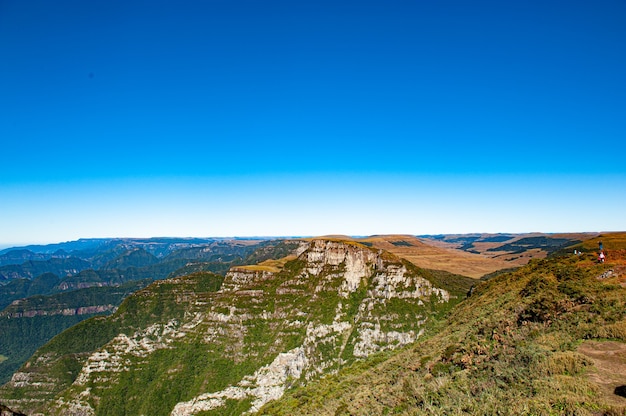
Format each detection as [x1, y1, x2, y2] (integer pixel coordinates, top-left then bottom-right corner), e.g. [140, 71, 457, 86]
[0, 304, 116, 318]
[0, 239, 460, 416]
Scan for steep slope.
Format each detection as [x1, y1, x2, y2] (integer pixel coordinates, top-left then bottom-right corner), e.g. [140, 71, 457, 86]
[0, 239, 471, 415]
[0, 273, 59, 311]
[0, 403, 25, 416]
[0, 280, 151, 384]
[261, 238, 626, 415]
[54, 261, 194, 290]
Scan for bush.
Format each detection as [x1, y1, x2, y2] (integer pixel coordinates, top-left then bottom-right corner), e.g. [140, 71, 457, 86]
[533, 351, 591, 376]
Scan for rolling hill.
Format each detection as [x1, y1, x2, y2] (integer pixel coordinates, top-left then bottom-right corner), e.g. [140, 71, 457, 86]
[419, 233, 593, 265]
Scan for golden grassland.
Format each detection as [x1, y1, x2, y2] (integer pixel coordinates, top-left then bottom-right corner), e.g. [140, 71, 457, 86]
[235, 255, 298, 273]
[358, 235, 514, 278]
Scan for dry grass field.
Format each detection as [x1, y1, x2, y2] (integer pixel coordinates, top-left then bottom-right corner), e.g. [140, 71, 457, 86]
[358, 235, 513, 278]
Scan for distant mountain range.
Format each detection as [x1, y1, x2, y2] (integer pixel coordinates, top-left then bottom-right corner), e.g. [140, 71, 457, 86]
[418, 232, 593, 264]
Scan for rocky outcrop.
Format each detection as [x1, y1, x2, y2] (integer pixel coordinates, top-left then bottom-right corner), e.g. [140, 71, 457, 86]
[171, 346, 308, 415]
[56, 281, 110, 291]
[221, 268, 275, 292]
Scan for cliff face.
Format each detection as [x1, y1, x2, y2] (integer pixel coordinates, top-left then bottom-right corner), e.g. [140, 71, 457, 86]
[0, 403, 26, 416]
[0, 304, 116, 318]
[0, 240, 456, 416]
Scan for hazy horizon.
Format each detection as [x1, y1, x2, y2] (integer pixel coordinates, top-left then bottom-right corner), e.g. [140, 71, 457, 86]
[1, 228, 621, 251]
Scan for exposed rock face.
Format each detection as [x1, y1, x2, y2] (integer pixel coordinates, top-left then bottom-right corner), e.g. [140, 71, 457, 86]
[0, 304, 116, 318]
[221, 268, 275, 292]
[56, 281, 110, 291]
[0, 402, 26, 416]
[0, 240, 451, 416]
[171, 346, 308, 415]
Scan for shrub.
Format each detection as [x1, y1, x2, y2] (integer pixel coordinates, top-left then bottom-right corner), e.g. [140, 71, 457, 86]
[533, 351, 591, 376]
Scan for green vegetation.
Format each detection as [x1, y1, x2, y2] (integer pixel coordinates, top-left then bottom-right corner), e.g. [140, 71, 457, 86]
[0, 249, 51, 267]
[479, 267, 519, 281]
[197, 398, 254, 416]
[486, 236, 580, 254]
[1, 280, 151, 316]
[261, 254, 626, 415]
[115, 272, 224, 329]
[94, 343, 244, 416]
[0, 271, 227, 413]
[0, 280, 150, 384]
[391, 241, 413, 247]
[167, 261, 237, 278]
[101, 248, 159, 270]
[479, 235, 515, 243]
[0, 257, 91, 281]
[0, 314, 97, 384]
[401, 261, 474, 299]
[242, 240, 303, 265]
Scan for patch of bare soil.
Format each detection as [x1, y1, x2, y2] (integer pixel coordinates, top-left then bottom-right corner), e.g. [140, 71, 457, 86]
[578, 341, 626, 407]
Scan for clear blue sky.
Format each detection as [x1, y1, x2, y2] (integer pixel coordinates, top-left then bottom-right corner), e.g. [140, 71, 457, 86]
[1, 0, 625, 246]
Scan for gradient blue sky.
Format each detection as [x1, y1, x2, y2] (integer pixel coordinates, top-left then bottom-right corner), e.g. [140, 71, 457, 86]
[1, 0, 625, 246]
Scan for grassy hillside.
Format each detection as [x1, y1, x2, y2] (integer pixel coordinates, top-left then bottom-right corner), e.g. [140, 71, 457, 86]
[261, 239, 626, 415]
